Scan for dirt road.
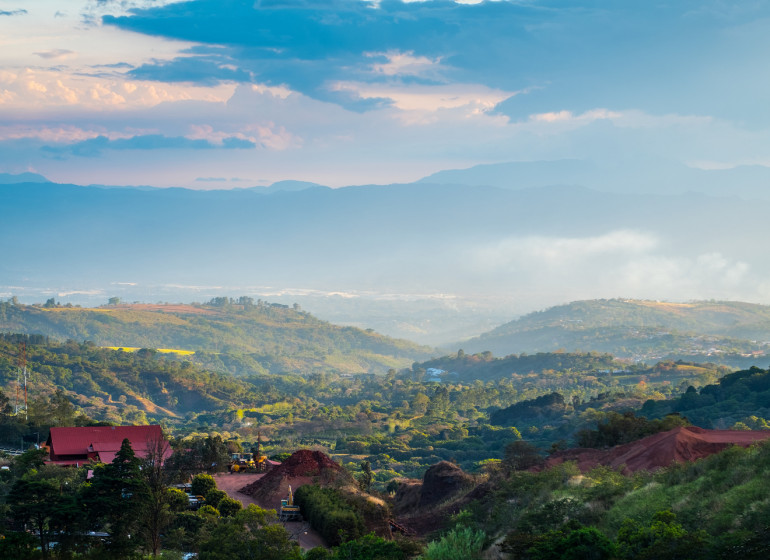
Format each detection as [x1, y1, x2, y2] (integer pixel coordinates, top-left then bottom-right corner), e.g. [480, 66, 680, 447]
[212, 473, 326, 550]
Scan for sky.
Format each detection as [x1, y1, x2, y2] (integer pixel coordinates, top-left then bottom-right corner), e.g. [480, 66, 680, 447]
[3, 0, 770, 189]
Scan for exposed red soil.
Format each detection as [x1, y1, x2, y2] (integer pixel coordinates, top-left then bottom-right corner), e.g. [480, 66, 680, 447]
[545, 426, 770, 474]
[394, 462, 482, 537]
[213, 473, 265, 508]
[213, 472, 325, 550]
[239, 450, 351, 510]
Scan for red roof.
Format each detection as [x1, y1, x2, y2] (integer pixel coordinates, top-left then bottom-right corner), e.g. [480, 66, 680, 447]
[46, 425, 171, 464]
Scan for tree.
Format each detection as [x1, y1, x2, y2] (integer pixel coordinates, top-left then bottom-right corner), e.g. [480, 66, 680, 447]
[332, 533, 406, 560]
[141, 434, 173, 556]
[217, 497, 243, 517]
[617, 510, 707, 560]
[85, 439, 148, 557]
[168, 436, 231, 476]
[192, 473, 217, 498]
[422, 527, 485, 560]
[198, 505, 301, 560]
[205, 489, 228, 509]
[8, 478, 63, 558]
[358, 460, 373, 492]
[527, 525, 616, 560]
[503, 441, 542, 473]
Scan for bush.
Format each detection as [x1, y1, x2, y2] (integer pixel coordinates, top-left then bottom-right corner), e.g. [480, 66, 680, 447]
[204, 489, 228, 509]
[331, 533, 406, 560]
[527, 525, 615, 560]
[218, 496, 243, 517]
[191, 473, 216, 497]
[294, 485, 365, 546]
[422, 527, 485, 560]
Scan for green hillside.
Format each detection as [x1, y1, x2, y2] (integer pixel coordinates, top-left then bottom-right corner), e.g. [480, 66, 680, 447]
[462, 299, 770, 364]
[0, 299, 434, 376]
[0, 333, 262, 426]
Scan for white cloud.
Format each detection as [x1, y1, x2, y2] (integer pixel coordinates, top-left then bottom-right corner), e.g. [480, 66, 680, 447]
[186, 123, 299, 150]
[331, 81, 514, 117]
[0, 124, 162, 143]
[466, 231, 758, 305]
[528, 109, 622, 125]
[367, 50, 443, 78]
[0, 69, 235, 109]
[474, 230, 658, 271]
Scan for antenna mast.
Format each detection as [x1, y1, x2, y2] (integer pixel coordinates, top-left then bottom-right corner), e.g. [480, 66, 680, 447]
[16, 342, 28, 420]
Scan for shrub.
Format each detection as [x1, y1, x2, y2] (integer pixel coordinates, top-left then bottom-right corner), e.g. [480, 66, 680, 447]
[294, 485, 365, 546]
[204, 489, 228, 509]
[218, 497, 243, 517]
[191, 473, 216, 497]
[422, 527, 485, 560]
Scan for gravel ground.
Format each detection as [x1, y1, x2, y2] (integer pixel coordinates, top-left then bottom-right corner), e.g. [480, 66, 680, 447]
[212, 472, 326, 550]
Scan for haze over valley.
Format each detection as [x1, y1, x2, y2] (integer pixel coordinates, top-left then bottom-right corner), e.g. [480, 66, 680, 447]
[5, 2, 770, 558]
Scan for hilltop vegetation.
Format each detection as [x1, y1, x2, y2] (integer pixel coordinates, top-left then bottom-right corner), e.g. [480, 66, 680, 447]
[458, 438, 770, 560]
[0, 298, 433, 376]
[463, 299, 770, 365]
[641, 365, 770, 429]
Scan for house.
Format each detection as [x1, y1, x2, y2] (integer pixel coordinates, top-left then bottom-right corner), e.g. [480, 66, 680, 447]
[45, 424, 171, 467]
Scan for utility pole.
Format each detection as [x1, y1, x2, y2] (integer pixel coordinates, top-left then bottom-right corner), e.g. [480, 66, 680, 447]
[16, 342, 27, 419]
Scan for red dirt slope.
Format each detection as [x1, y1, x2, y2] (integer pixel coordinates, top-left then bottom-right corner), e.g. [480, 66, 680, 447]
[546, 426, 770, 474]
[239, 450, 351, 509]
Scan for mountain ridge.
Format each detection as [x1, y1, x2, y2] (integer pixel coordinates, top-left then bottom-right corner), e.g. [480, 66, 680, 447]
[461, 298, 770, 365]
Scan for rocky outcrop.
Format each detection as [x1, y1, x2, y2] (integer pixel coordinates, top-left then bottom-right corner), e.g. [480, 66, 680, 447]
[239, 449, 351, 508]
[419, 461, 474, 507]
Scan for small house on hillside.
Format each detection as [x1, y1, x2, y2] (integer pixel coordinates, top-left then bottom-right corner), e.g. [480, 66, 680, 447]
[45, 425, 171, 467]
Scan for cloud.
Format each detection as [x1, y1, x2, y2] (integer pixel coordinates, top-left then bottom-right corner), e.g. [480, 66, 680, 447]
[0, 69, 235, 109]
[474, 230, 659, 272]
[331, 81, 514, 115]
[41, 134, 257, 156]
[33, 49, 77, 60]
[129, 56, 252, 86]
[0, 125, 138, 143]
[465, 230, 758, 305]
[0, 9, 27, 16]
[367, 50, 444, 78]
[97, 0, 770, 124]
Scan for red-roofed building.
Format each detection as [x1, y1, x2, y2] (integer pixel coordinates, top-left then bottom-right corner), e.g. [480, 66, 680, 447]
[45, 425, 171, 467]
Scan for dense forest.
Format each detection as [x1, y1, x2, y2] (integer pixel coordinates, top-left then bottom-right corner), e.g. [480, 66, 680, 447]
[0, 332, 739, 480]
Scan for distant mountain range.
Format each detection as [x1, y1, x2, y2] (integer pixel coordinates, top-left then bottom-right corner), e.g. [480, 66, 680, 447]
[461, 299, 770, 366]
[0, 172, 50, 184]
[3, 159, 770, 344]
[419, 159, 770, 201]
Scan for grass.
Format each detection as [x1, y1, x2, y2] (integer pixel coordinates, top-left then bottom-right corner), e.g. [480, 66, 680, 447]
[104, 346, 195, 356]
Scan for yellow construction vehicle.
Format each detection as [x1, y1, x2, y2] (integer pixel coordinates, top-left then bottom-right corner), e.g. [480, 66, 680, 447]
[229, 452, 255, 472]
[279, 485, 302, 521]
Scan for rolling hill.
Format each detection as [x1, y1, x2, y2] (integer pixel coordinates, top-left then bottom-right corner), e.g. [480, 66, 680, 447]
[0, 299, 434, 376]
[461, 299, 770, 365]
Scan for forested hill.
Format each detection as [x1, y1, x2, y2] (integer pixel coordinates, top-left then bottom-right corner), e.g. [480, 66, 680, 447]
[415, 350, 620, 383]
[461, 299, 770, 365]
[0, 299, 434, 376]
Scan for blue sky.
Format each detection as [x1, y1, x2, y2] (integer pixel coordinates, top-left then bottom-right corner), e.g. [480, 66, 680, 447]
[2, 0, 770, 188]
